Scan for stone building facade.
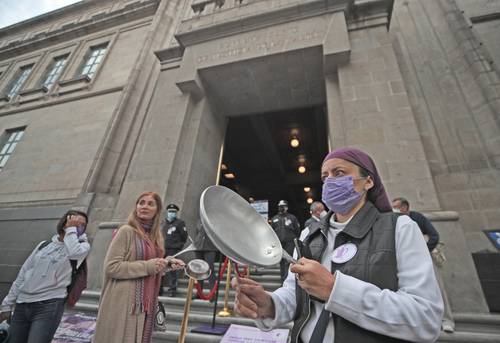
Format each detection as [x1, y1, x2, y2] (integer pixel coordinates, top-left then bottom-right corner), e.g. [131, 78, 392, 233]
[0, 0, 498, 314]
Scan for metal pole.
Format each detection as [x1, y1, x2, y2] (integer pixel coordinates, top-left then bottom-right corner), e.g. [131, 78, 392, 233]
[178, 277, 195, 343]
[218, 260, 232, 317]
[211, 255, 224, 327]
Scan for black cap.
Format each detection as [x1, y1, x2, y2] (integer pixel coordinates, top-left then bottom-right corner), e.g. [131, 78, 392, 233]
[166, 203, 179, 211]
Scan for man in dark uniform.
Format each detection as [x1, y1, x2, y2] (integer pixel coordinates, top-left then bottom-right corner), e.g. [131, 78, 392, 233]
[161, 203, 188, 297]
[192, 221, 218, 300]
[392, 197, 455, 332]
[270, 200, 300, 282]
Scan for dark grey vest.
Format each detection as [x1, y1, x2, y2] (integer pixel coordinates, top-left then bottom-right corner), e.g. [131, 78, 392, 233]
[291, 202, 410, 343]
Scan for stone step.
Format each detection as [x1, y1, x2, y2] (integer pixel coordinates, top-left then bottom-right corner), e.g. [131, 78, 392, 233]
[437, 331, 500, 343]
[176, 273, 282, 284]
[73, 292, 500, 343]
[165, 312, 257, 328]
[76, 291, 235, 315]
[454, 313, 500, 335]
[215, 267, 281, 275]
[74, 299, 234, 317]
[175, 279, 282, 291]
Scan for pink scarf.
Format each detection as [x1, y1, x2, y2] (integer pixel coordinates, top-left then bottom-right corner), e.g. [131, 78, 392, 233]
[131, 231, 162, 343]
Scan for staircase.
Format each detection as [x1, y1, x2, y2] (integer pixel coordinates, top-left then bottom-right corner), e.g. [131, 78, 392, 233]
[72, 266, 500, 343]
[73, 266, 286, 342]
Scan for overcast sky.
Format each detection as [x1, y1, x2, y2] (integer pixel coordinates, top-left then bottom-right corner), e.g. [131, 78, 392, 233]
[0, 0, 82, 29]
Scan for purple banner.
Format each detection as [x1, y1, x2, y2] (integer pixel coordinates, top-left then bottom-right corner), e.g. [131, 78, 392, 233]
[52, 313, 96, 343]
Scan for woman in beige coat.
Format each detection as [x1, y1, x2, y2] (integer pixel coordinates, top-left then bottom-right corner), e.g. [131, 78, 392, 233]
[93, 191, 184, 343]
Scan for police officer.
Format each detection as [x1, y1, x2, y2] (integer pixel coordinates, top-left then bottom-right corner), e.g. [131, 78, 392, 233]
[270, 200, 300, 282]
[161, 204, 188, 297]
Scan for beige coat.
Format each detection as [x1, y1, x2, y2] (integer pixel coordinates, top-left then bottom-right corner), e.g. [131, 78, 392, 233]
[93, 225, 158, 343]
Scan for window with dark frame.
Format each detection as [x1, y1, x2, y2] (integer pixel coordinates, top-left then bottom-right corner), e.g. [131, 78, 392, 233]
[41, 54, 69, 89]
[0, 128, 26, 171]
[79, 43, 108, 78]
[4, 65, 33, 99]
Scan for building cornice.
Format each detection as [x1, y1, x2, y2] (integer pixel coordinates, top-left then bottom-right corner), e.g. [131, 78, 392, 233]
[176, 0, 352, 47]
[174, 0, 393, 47]
[0, 0, 160, 60]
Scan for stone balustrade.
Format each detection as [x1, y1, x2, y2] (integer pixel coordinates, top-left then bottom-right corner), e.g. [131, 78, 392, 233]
[188, 0, 248, 18]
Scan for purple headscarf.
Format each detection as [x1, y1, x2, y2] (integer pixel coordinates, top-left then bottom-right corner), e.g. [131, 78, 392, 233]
[322, 147, 392, 213]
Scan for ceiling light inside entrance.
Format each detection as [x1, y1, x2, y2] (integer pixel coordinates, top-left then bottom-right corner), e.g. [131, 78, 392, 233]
[307, 197, 314, 204]
[221, 163, 228, 170]
[290, 138, 299, 148]
[298, 166, 306, 174]
[303, 187, 311, 192]
[224, 173, 235, 179]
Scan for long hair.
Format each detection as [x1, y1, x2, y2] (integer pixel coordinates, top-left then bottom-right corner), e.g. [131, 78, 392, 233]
[57, 210, 89, 235]
[127, 191, 164, 254]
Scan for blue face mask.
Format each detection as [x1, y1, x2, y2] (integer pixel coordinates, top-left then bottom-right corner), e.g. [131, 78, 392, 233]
[322, 176, 366, 214]
[76, 225, 86, 237]
[166, 211, 177, 222]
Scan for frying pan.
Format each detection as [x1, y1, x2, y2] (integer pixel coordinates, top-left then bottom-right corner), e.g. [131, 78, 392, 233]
[199, 185, 297, 267]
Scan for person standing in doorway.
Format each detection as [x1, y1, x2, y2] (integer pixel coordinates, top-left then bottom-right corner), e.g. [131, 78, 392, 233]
[270, 200, 300, 283]
[304, 201, 326, 231]
[0, 210, 90, 343]
[392, 196, 455, 333]
[161, 203, 188, 297]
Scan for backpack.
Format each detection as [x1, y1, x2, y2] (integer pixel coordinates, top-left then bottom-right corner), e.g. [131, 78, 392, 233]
[38, 240, 87, 307]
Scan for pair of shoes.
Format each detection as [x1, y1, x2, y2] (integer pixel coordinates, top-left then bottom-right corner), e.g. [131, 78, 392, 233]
[442, 322, 454, 333]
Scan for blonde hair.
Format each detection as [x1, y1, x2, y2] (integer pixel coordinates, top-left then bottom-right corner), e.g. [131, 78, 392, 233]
[127, 191, 165, 254]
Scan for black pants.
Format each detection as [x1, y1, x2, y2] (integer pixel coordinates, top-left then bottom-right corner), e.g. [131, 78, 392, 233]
[7, 298, 65, 343]
[162, 248, 182, 293]
[195, 251, 216, 290]
[280, 240, 295, 283]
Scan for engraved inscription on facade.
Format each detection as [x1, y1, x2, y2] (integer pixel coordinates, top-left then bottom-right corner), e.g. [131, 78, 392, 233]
[196, 26, 324, 65]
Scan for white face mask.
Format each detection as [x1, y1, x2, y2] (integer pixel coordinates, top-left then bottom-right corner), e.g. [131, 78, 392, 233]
[392, 208, 401, 213]
[319, 210, 328, 218]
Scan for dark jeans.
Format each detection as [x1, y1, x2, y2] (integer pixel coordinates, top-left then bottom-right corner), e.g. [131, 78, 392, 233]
[195, 251, 216, 290]
[7, 298, 65, 343]
[162, 248, 181, 292]
[280, 240, 295, 283]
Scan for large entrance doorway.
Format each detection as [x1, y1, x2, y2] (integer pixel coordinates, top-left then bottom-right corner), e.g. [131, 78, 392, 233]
[219, 106, 329, 225]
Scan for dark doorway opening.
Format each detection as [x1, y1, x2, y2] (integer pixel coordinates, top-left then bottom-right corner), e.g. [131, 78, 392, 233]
[219, 106, 329, 225]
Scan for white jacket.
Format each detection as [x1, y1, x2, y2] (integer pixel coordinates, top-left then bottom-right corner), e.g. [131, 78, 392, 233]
[1, 227, 90, 311]
[257, 215, 444, 343]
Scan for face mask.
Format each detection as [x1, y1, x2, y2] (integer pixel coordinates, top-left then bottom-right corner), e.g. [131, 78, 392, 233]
[322, 176, 366, 215]
[278, 206, 287, 213]
[319, 210, 328, 218]
[166, 211, 177, 222]
[76, 225, 86, 237]
[392, 208, 401, 213]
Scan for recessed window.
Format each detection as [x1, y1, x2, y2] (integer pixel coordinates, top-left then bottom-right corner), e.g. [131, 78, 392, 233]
[41, 55, 68, 89]
[0, 128, 25, 171]
[80, 43, 108, 78]
[4, 65, 33, 100]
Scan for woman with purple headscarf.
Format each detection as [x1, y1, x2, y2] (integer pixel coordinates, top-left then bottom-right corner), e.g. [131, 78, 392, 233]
[233, 147, 444, 343]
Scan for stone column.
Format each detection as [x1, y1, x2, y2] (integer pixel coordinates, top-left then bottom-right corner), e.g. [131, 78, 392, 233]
[87, 53, 226, 289]
[425, 212, 489, 313]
